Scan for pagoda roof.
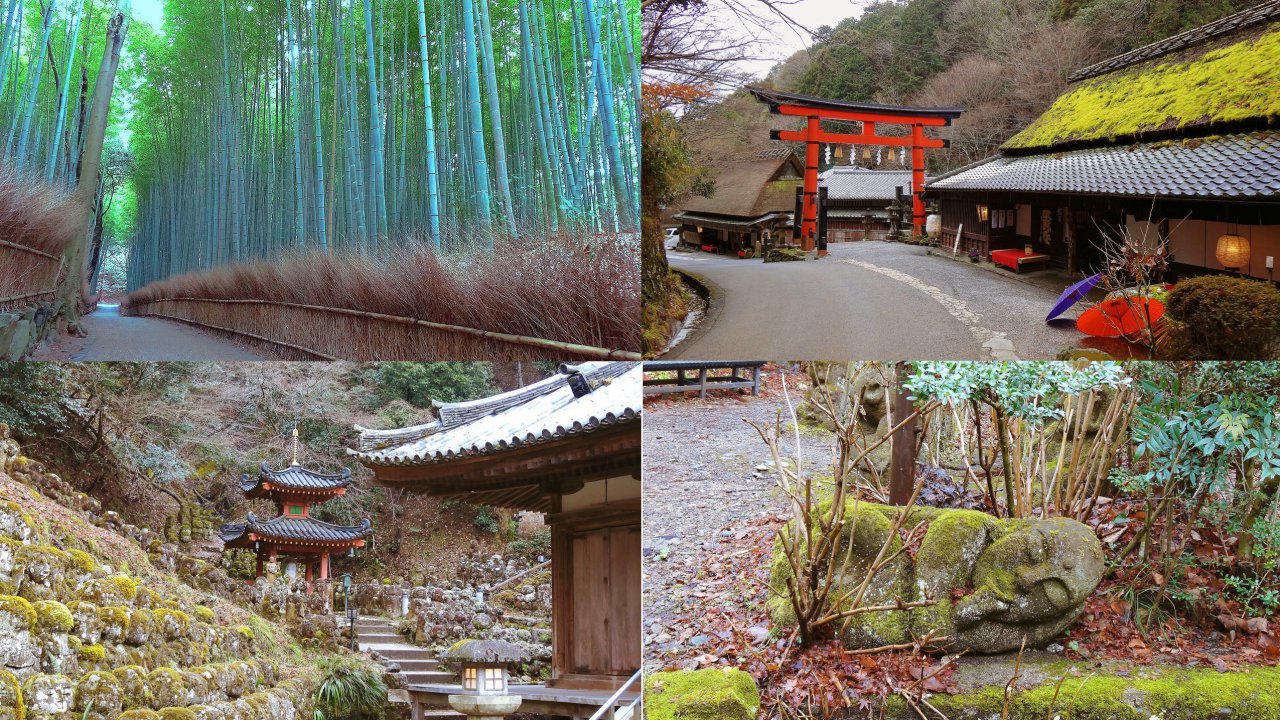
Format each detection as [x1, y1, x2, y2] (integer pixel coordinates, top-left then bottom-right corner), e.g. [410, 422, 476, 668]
[349, 362, 642, 511]
[219, 512, 371, 547]
[239, 462, 353, 497]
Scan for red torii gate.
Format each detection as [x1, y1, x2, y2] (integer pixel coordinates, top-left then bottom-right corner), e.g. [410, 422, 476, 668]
[747, 87, 963, 253]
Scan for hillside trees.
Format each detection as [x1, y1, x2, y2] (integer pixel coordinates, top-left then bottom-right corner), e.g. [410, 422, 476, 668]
[126, 0, 640, 292]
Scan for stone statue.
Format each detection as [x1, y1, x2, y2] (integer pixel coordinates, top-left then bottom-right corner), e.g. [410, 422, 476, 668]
[264, 558, 281, 583]
[767, 503, 1105, 654]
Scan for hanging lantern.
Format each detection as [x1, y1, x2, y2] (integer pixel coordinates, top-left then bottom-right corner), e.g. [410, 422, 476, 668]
[862, 147, 872, 160]
[1216, 233, 1250, 271]
[976, 204, 990, 223]
[834, 144, 844, 159]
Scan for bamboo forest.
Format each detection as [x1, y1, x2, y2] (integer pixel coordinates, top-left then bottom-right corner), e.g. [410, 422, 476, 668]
[0, 0, 641, 361]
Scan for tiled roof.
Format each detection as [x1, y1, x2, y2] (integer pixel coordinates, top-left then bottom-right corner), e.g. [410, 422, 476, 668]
[351, 362, 642, 467]
[746, 86, 964, 122]
[928, 132, 1280, 198]
[1069, 0, 1280, 81]
[239, 462, 352, 493]
[820, 169, 931, 201]
[219, 514, 372, 544]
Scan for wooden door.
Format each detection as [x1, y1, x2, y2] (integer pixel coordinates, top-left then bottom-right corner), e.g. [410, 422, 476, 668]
[569, 525, 641, 676]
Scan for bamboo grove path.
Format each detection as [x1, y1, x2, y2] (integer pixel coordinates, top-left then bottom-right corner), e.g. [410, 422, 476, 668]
[35, 305, 272, 361]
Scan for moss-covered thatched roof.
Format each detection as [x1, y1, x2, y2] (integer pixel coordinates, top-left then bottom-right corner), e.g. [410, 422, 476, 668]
[1003, 19, 1280, 152]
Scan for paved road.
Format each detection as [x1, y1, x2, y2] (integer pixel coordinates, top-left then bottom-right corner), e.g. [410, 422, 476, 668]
[667, 242, 1083, 360]
[37, 305, 272, 361]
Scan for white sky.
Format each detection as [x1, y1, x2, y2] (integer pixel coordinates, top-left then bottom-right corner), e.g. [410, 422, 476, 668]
[727, 0, 874, 80]
[130, 0, 164, 32]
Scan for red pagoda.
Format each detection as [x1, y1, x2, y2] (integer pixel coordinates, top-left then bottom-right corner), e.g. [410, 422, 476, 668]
[220, 434, 372, 582]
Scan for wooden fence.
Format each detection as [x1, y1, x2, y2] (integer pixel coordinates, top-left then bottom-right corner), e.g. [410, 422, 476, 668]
[124, 297, 642, 361]
[0, 239, 62, 309]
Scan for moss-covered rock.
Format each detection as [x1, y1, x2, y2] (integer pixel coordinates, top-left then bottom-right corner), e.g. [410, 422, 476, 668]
[126, 609, 154, 646]
[21, 674, 74, 719]
[113, 665, 152, 710]
[644, 669, 760, 720]
[0, 669, 25, 720]
[77, 644, 105, 664]
[146, 667, 189, 709]
[768, 503, 1105, 653]
[31, 601, 73, 634]
[116, 711, 163, 720]
[65, 550, 94, 575]
[191, 606, 215, 625]
[74, 671, 123, 720]
[922, 664, 1280, 720]
[158, 708, 197, 720]
[153, 609, 191, 642]
[0, 595, 39, 677]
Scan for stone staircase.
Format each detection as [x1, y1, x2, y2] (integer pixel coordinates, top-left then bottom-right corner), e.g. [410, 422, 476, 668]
[355, 616, 463, 719]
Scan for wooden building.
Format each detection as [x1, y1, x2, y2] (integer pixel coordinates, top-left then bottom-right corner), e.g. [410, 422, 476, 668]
[350, 362, 642, 696]
[819, 168, 926, 242]
[928, 1, 1280, 278]
[673, 147, 803, 256]
[220, 451, 371, 582]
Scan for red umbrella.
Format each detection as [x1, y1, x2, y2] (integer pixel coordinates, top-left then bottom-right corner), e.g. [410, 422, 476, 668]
[1077, 297, 1165, 337]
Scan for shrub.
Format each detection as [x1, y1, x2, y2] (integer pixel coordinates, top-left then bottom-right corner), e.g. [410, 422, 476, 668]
[1160, 275, 1280, 359]
[312, 657, 387, 720]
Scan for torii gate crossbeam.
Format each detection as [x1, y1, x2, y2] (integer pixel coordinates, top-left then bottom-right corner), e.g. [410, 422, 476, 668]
[748, 87, 963, 253]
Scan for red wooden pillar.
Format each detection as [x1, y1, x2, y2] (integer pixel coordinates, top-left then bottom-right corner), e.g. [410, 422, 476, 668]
[255, 550, 264, 578]
[801, 115, 821, 252]
[320, 551, 330, 580]
[911, 124, 926, 238]
[305, 559, 314, 583]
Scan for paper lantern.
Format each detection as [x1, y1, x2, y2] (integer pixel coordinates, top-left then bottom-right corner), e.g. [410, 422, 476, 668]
[976, 204, 990, 223]
[1216, 233, 1250, 270]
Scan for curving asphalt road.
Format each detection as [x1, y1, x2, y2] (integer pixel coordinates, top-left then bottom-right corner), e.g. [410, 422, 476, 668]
[38, 305, 272, 361]
[666, 241, 1086, 360]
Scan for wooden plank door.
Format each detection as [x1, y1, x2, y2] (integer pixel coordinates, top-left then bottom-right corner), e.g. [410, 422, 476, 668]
[568, 525, 642, 676]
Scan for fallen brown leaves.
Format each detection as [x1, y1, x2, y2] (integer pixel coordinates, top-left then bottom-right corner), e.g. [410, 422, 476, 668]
[650, 514, 959, 717]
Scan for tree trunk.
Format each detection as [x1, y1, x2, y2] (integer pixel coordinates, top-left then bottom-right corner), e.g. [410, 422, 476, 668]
[889, 361, 917, 505]
[60, 10, 127, 325]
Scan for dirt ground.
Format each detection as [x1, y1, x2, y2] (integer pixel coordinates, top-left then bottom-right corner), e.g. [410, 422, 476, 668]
[641, 366, 836, 653]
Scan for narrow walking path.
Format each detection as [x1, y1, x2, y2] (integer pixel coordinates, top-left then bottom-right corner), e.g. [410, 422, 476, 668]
[667, 241, 1081, 360]
[33, 304, 273, 360]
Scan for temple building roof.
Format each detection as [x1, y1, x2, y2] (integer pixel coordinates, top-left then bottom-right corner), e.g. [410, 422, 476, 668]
[220, 512, 372, 547]
[352, 362, 642, 467]
[349, 362, 642, 511]
[238, 461, 353, 497]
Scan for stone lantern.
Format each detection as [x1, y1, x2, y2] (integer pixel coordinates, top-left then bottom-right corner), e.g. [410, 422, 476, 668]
[441, 639, 531, 719]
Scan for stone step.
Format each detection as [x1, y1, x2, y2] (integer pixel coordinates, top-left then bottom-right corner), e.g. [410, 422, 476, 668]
[359, 632, 403, 642]
[398, 670, 455, 685]
[419, 711, 465, 719]
[363, 645, 432, 661]
[393, 659, 440, 672]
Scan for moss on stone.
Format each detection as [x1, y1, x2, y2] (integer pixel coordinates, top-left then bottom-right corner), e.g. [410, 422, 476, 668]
[153, 609, 191, 640]
[32, 599, 75, 633]
[0, 669, 24, 720]
[79, 643, 107, 663]
[1004, 27, 1280, 150]
[0, 594, 36, 627]
[108, 574, 140, 603]
[926, 665, 1280, 720]
[157, 709, 197, 720]
[116, 711, 163, 720]
[67, 549, 95, 574]
[644, 669, 760, 720]
[191, 606, 215, 624]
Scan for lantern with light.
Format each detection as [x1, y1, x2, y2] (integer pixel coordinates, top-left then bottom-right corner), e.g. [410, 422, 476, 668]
[976, 204, 990, 223]
[1216, 233, 1250, 273]
[443, 639, 530, 719]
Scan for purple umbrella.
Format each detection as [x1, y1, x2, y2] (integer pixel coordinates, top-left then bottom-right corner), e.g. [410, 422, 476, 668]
[1046, 273, 1104, 322]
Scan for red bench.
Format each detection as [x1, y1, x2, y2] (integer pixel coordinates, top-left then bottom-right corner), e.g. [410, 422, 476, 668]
[990, 248, 1050, 273]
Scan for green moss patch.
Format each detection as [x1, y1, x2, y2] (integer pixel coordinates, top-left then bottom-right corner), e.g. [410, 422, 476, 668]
[0, 594, 36, 627]
[1004, 27, 1280, 150]
[645, 669, 761, 720]
[928, 664, 1280, 720]
[33, 600, 74, 632]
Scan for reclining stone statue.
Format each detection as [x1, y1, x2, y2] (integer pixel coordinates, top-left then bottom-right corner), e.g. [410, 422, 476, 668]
[767, 503, 1105, 654]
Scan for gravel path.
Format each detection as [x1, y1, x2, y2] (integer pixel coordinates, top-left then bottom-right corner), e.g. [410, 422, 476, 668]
[642, 370, 838, 642]
[33, 305, 273, 360]
[667, 241, 1086, 360]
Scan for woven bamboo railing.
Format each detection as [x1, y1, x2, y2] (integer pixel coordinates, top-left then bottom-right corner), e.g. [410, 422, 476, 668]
[0, 240, 63, 310]
[125, 297, 642, 361]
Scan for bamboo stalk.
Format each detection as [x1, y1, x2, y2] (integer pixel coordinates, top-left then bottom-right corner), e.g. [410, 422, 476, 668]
[131, 296, 641, 359]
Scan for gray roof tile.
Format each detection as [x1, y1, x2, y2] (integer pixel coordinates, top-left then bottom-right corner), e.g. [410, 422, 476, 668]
[819, 169, 932, 201]
[928, 133, 1280, 198]
[239, 462, 353, 493]
[219, 514, 372, 543]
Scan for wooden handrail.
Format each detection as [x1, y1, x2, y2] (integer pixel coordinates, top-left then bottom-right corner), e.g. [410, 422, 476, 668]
[130, 296, 642, 360]
[138, 310, 340, 359]
[0, 289, 58, 304]
[486, 559, 552, 595]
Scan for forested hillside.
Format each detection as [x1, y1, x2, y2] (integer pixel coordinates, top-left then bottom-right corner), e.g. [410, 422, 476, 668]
[678, 0, 1258, 170]
[0, 361, 555, 584]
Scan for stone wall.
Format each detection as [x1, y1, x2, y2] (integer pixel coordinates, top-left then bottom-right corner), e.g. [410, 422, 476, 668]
[0, 300, 62, 361]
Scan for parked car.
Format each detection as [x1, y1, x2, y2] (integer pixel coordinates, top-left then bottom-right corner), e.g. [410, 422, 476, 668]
[663, 227, 680, 249]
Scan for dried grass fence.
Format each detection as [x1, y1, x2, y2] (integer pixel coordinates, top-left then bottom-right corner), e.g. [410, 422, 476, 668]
[125, 236, 641, 360]
[0, 165, 82, 310]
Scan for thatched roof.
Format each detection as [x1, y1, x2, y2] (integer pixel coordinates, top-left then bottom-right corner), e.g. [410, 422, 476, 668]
[681, 149, 804, 219]
[1003, 1, 1280, 152]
